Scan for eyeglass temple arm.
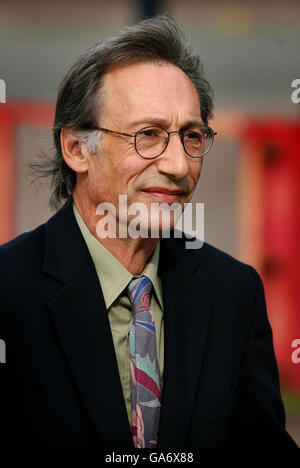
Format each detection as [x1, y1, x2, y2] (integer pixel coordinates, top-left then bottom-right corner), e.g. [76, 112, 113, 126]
[88, 125, 135, 137]
[88, 124, 217, 137]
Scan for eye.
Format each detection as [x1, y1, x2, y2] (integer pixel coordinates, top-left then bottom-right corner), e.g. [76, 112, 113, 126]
[140, 129, 158, 137]
[186, 132, 198, 139]
[185, 130, 202, 141]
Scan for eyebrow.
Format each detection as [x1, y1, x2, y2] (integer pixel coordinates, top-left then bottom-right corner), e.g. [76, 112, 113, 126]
[128, 117, 203, 130]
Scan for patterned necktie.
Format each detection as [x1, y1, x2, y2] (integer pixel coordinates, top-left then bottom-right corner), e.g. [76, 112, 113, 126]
[127, 276, 162, 448]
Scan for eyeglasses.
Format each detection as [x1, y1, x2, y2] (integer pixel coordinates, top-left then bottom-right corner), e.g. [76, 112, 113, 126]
[85, 124, 217, 159]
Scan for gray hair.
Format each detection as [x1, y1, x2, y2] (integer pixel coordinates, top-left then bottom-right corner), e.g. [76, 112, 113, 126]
[28, 15, 214, 211]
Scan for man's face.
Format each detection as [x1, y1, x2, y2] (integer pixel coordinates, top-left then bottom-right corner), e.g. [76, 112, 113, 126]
[84, 61, 204, 233]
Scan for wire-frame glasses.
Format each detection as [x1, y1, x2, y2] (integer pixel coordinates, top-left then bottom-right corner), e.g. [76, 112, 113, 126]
[85, 124, 217, 159]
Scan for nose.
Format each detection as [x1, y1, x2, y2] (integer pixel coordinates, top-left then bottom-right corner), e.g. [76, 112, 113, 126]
[155, 132, 190, 180]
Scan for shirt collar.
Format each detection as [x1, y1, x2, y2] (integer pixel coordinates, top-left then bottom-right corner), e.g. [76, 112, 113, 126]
[73, 202, 163, 310]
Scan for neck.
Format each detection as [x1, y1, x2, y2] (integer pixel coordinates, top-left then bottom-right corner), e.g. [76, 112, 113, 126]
[73, 193, 159, 275]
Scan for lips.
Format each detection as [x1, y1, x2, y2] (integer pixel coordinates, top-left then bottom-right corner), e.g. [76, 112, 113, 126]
[142, 187, 187, 202]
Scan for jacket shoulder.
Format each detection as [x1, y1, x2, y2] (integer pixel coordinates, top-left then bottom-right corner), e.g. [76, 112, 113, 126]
[169, 235, 261, 299]
[0, 203, 68, 268]
[199, 241, 252, 271]
[173, 234, 254, 272]
[0, 223, 45, 273]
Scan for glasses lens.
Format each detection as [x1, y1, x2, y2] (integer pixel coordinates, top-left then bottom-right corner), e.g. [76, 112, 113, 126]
[183, 125, 214, 157]
[136, 127, 168, 158]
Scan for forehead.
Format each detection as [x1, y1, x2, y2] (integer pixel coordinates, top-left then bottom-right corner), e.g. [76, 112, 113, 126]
[99, 61, 201, 126]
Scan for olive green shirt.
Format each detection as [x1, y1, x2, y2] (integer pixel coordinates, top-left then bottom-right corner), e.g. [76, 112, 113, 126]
[73, 202, 164, 426]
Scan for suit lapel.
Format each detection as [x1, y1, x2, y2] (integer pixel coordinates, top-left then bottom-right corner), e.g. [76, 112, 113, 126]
[43, 202, 133, 448]
[157, 236, 213, 448]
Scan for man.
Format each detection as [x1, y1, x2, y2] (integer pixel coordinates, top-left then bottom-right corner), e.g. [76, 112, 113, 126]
[0, 15, 297, 448]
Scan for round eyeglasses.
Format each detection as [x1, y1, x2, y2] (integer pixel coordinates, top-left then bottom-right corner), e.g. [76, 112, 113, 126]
[85, 124, 217, 159]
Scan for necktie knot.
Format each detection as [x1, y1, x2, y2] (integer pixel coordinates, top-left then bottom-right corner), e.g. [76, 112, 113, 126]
[127, 276, 152, 313]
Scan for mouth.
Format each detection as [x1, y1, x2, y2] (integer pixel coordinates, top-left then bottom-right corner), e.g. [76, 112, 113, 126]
[141, 187, 187, 203]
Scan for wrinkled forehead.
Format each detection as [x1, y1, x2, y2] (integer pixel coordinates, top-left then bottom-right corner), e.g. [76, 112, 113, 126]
[98, 61, 201, 126]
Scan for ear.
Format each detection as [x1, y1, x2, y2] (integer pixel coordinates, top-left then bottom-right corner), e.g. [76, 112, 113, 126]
[60, 128, 90, 173]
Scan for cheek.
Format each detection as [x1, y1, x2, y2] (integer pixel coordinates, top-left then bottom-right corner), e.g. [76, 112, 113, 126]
[87, 142, 153, 198]
[85, 154, 113, 201]
[114, 156, 151, 185]
[189, 162, 202, 185]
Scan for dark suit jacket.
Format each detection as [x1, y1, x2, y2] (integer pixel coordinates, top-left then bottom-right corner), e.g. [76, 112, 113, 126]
[0, 200, 297, 448]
